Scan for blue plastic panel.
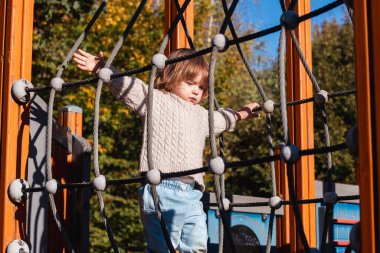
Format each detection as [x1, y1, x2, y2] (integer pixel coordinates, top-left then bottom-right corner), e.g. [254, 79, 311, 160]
[207, 210, 276, 252]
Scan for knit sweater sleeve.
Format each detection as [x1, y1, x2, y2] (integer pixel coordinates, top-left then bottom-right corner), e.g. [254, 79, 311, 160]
[107, 66, 147, 117]
[204, 108, 237, 136]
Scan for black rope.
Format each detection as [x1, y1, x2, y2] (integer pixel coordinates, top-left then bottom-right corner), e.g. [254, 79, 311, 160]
[251, 88, 356, 113]
[286, 163, 311, 252]
[219, 0, 239, 34]
[320, 204, 333, 252]
[25, 1, 343, 94]
[24, 143, 351, 195]
[279, 0, 286, 13]
[287, 0, 298, 11]
[173, 0, 195, 49]
[298, 0, 343, 23]
[203, 194, 360, 208]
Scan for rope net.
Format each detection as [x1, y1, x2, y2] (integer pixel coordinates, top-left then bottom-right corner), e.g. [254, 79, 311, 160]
[8, 0, 359, 252]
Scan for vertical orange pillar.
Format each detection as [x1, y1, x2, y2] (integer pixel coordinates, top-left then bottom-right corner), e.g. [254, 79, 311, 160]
[164, 0, 194, 54]
[276, 149, 291, 252]
[0, 0, 34, 251]
[285, 0, 316, 251]
[353, 0, 380, 252]
[49, 107, 83, 252]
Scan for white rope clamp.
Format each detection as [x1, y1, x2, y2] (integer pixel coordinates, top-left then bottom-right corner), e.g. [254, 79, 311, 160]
[8, 179, 30, 204]
[11, 79, 34, 105]
[280, 10, 299, 30]
[314, 90, 329, 105]
[98, 68, 113, 84]
[209, 156, 225, 175]
[280, 144, 300, 164]
[46, 179, 59, 194]
[6, 240, 30, 253]
[269, 196, 282, 209]
[222, 198, 231, 211]
[50, 77, 65, 92]
[146, 168, 161, 185]
[212, 34, 229, 52]
[93, 175, 107, 191]
[323, 191, 338, 204]
[151, 54, 167, 70]
[262, 99, 275, 113]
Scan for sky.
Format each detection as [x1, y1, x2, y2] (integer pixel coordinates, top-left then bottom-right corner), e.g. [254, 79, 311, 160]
[235, 0, 349, 58]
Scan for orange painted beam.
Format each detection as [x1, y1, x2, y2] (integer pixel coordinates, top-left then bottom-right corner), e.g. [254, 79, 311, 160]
[276, 148, 291, 252]
[285, 0, 316, 251]
[0, 0, 34, 251]
[49, 107, 83, 252]
[353, 0, 380, 252]
[164, 0, 194, 55]
[373, 0, 380, 249]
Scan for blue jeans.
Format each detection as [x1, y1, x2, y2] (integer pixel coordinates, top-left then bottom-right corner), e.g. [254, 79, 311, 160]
[139, 180, 208, 253]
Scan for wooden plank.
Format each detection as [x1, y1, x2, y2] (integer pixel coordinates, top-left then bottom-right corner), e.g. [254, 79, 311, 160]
[285, 0, 315, 251]
[0, 0, 34, 251]
[353, 0, 380, 251]
[276, 147, 291, 252]
[370, 0, 380, 249]
[164, 0, 194, 54]
[49, 106, 83, 252]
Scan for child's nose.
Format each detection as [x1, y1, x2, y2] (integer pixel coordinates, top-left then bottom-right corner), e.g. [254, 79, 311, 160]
[193, 88, 200, 94]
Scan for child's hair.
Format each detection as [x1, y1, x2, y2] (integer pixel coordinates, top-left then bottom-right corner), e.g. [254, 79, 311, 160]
[155, 48, 209, 99]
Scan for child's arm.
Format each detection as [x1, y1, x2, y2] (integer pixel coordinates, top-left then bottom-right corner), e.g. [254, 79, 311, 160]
[235, 102, 261, 122]
[209, 102, 260, 135]
[73, 49, 148, 116]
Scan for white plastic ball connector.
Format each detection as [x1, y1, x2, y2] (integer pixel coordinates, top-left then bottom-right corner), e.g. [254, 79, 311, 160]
[262, 100, 275, 113]
[93, 175, 107, 191]
[11, 79, 33, 105]
[349, 222, 361, 253]
[346, 124, 358, 157]
[45, 179, 58, 194]
[98, 68, 113, 84]
[151, 54, 167, 71]
[209, 156, 225, 175]
[269, 196, 282, 209]
[8, 179, 29, 204]
[323, 191, 338, 204]
[6, 240, 30, 253]
[222, 198, 231, 211]
[50, 77, 65, 92]
[280, 144, 300, 163]
[315, 90, 329, 105]
[146, 168, 161, 185]
[212, 34, 229, 52]
[280, 10, 299, 30]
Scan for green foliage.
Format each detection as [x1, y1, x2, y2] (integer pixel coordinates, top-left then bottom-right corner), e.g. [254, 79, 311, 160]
[32, 1, 356, 251]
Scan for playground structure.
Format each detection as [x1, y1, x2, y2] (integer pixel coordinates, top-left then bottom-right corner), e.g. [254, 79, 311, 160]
[0, 0, 380, 252]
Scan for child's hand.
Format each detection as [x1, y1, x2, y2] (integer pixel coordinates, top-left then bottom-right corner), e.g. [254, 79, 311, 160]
[73, 49, 104, 74]
[235, 102, 261, 121]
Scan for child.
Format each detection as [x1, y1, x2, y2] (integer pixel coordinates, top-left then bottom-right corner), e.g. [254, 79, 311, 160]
[73, 48, 260, 253]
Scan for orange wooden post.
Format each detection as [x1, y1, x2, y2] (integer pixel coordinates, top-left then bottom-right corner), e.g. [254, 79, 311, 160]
[164, 0, 194, 55]
[275, 147, 291, 252]
[285, 0, 316, 251]
[353, 0, 380, 252]
[0, 0, 34, 251]
[49, 106, 83, 252]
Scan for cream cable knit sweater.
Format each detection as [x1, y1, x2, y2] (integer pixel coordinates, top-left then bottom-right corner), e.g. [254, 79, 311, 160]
[108, 70, 237, 190]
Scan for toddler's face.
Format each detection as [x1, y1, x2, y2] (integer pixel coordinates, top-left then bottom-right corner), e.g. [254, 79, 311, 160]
[171, 73, 204, 105]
